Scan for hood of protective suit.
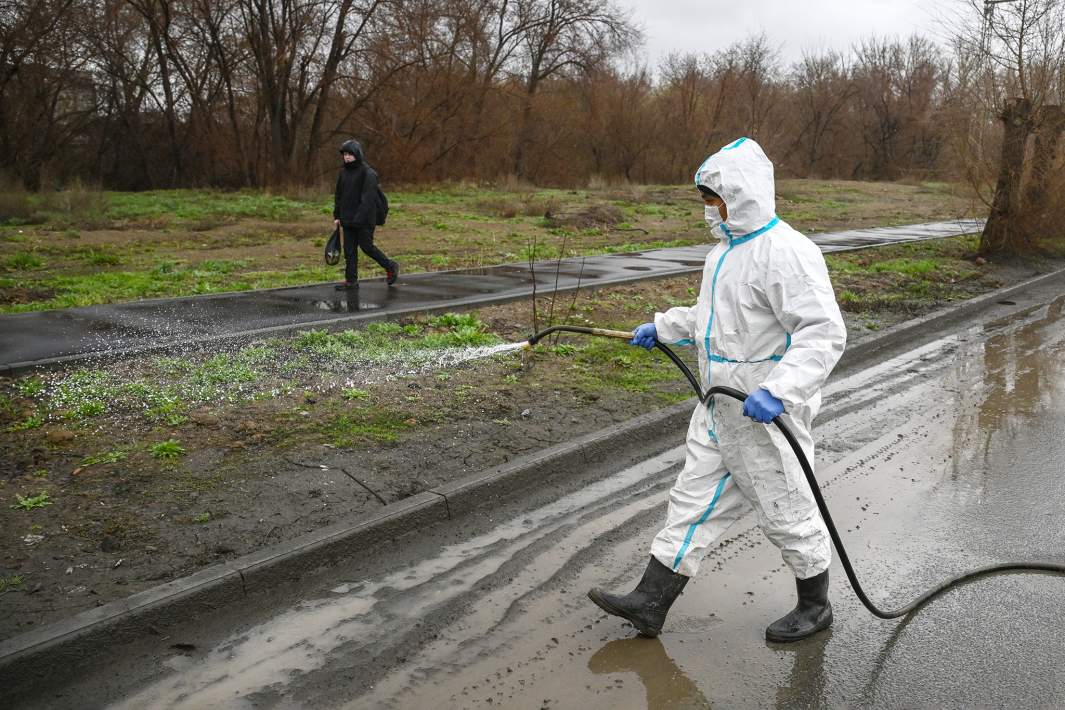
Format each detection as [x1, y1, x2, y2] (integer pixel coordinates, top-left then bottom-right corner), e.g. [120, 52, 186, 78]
[694, 137, 776, 238]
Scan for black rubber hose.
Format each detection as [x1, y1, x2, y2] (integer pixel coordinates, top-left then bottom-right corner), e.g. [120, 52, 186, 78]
[528, 326, 1065, 619]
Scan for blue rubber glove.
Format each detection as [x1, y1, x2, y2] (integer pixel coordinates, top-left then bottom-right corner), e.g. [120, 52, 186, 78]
[743, 388, 784, 423]
[630, 322, 657, 350]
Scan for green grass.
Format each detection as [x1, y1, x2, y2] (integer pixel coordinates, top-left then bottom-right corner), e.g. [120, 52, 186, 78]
[91, 190, 317, 225]
[2, 251, 45, 270]
[192, 511, 211, 524]
[150, 439, 185, 459]
[11, 491, 52, 511]
[292, 313, 499, 361]
[326, 409, 413, 446]
[81, 248, 123, 266]
[0, 575, 25, 593]
[545, 336, 681, 397]
[824, 234, 986, 313]
[7, 413, 44, 431]
[79, 448, 128, 468]
[0, 262, 340, 313]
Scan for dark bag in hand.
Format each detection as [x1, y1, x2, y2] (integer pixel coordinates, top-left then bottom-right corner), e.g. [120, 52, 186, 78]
[325, 227, 341, 265]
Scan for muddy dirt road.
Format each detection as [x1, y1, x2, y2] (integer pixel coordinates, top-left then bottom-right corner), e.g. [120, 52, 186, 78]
[22, 288, 1065, 709]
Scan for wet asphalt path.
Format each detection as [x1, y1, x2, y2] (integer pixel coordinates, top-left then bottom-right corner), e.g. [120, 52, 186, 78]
[0, 220, 983, 373]
[23, 277, 1065, 710]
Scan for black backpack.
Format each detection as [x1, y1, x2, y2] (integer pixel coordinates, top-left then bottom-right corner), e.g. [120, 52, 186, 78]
[375, 187, 389, 226]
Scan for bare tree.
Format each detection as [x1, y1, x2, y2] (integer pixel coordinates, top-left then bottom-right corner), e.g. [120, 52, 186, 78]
[788, 51, 855, 177]
[510, 0, 637, 179]
[954, 0, 1065, 253]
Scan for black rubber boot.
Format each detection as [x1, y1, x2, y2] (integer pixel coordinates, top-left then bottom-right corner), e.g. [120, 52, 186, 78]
[765, 570, 832, 643]
[587, 556, 689, 637]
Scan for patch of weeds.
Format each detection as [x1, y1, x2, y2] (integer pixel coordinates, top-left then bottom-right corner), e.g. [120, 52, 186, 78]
[293, 313, 500, 363]
[190, 354, 258, 388]
[11, 491, 52, 511]
[294, 329, 333, 350]
[515, 242, 559, 262]
[428, 312, 481, 329]
[869, 258, 939, 276]
[50, 368, 118, 419]
[326, 409, 413, 446]
[0, 575, 25, 593]
[341, 387, 370, 400]
[82, 248, 123, 266]
[239, 344, 276, 364]
[150, 439, 185, 459]
[197, 259, 248, 274]
[422, 325, 497, 348]
[80, 448, 128, 468]
[7, 413, 43, 431]
[153, 357, 188, 376]
[838, 290, 862, 309]
[16, 376, 45, 397]
[192, 512, 211, 524]
[65, 400, 106, 420]
[550, 343, 579, 356]
[2, 251, 44, 270]
[366, 321, 404, 337]
[573, 339, 678, 393]
[126, 382, 188, 423]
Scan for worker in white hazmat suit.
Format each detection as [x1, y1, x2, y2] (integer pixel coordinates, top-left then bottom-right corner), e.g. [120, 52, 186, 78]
[587, 137, 847, 642]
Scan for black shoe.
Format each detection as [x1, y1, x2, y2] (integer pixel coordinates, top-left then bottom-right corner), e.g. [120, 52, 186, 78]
[335, 282, 359, 291]
[765, 570, 833, 643]
[386, 263, 399, 286]
[587, 556, 689, 637]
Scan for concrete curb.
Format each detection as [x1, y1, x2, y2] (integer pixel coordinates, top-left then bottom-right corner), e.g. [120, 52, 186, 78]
[0, 398, 694, 686]
[2, 263, 1062, 686]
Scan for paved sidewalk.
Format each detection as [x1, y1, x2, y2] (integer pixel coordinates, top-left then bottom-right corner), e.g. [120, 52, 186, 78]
[0, 219, 984, 373]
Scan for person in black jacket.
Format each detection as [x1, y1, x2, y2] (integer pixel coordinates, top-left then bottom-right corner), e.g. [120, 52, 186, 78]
[332, 139, 399, 289]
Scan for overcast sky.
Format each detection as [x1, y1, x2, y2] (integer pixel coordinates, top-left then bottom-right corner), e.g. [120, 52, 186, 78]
[620, 0, 959, 68]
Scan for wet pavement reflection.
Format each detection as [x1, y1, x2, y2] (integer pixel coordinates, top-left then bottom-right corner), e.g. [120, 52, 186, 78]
[588, 638, 711, 709]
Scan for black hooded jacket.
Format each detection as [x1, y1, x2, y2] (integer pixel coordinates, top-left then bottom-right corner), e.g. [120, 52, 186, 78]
[333, 143, 379, 226]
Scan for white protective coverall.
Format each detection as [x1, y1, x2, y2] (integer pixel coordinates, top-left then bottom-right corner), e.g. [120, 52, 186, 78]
[649, 137, 847, 580]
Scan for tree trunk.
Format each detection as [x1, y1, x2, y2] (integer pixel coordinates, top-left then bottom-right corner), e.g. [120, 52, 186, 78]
[512, 86, 536, 179]
[981, 97, 1034, 255]
[1021, 105, 1065, 238]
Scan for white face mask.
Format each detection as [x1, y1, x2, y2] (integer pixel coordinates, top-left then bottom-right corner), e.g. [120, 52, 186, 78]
[704, 204, 724, 231]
